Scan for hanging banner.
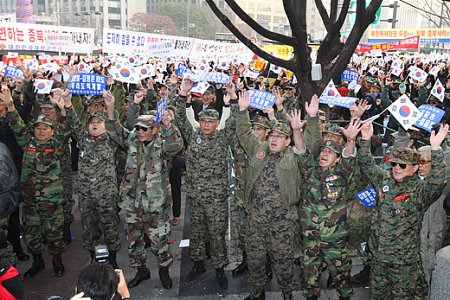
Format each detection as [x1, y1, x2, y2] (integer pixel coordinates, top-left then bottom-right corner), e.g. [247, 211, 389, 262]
[368, 28, 450, 43]
[356, 35, 420, 53]
[0, 22, 94, 53]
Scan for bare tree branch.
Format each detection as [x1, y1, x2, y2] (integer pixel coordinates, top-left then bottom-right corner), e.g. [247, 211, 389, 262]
[204, 0, 294, 70]
[330, 0, 338, 23]
[314, 0, 331, 32]
[224, 0, 295, 46]
[334, 0, 351, 33]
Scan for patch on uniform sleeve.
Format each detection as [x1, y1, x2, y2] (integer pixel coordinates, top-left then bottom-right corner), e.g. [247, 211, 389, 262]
[195, 137, 202, 144]
[256, 150, 266, 160]
[382, 185, 389, 192]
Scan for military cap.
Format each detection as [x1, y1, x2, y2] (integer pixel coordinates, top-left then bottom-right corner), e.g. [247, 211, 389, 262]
[86, 96, 105, 106]
[321, 139, 341, 155]
[270, 121, 292, 137]
[135, 114, 156, 128]
[40, 102, 55, 109]
[34, 115, 54, 127]
[88, 112, 105, 122]
[251, 115, 270, 129]
[322, 123, 343, 137]
[390, 147, 421, 165]
[283, 83, 296, 90]
[199, 108, 219, 120]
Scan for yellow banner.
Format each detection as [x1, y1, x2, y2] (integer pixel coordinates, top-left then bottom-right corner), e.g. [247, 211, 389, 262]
[263, 45, 294, 60]
[253, 59, 266, 71]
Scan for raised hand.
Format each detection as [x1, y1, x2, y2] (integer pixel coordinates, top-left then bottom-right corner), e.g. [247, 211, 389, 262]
[134, 92, 144, 104]
[305, 94, 319, 117]
[287, 109, 307, 131]
[263, 106, 275, 120]
[180, 77, 193, 96]
[430, 124, 449, 148]
[238, 90, 251, 111]
[102, 90, 115, 108]
[1, 84, 14, 111]
[360, 121, 373, 141]
[274, 89, 284, 110]
[340, 117, 362, 141]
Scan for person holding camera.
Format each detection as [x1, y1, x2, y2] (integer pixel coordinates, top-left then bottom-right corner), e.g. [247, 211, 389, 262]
[71, 264, 130, 300]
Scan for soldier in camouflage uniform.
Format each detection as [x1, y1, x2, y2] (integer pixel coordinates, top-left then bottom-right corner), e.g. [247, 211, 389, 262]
[177, 78, 236, 290]
[4, 88, 67, 277]
[107, 92, 183, 289]
[357, 122, 448, 299]
[64, 90, 121, 268]
[280, 83, 299, 113]
[296, 118, 360, 300]
[237, 92, 321, 300]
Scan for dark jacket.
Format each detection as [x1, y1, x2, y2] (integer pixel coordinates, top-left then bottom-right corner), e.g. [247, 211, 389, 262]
[0, 142, 21, 218]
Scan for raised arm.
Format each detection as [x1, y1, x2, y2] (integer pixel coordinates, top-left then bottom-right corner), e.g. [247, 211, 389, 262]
[176, 78, 195, 143]
[302, 94, 322, 158]
[125, 92, 144, 130]
[236, 90, 262, 157]
[2, 86, 29, 148]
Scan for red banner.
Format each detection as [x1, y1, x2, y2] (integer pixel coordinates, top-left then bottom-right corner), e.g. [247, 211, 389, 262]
[356, 35, 420, 53]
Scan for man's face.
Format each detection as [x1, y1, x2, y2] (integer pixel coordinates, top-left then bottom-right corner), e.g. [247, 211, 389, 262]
[201, 92, 215, 105]
[391, 162, 418, 182]
[135, 126, 158, 142]
[199, 118, 219, 136]
[323, 133, 344, 146]
[418, 151, 432, 177]
[284, 87, 295, 97]
[35, 72, 44, 79]
[87, 102, 105, 113]
[34, 123, 54, 143]
[252, 124, 268, 142]
[88, 117, 106, 136]
[14, 79, 23, 90]
[41, 107, 57, 121]
[268, 131, 290, 153]
[159, 86, 168, 98]
[319, 147, 340, 169]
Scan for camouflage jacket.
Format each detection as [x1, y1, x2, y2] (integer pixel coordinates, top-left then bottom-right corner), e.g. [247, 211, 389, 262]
[107, 119, 183, 212]
[176, 96, 236, 197]
[236, 110, 321, 216]
[297, 148, 355, 240]
[7, 110, 66, 205]
[358, 139, 446, 264]
[66, 108, 118, 187]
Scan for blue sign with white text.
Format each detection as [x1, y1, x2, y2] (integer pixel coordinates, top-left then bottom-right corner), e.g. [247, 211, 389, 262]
[341, 69, 359, 83]
[69, 73, 106, 95]
[356, 188, 376, 208]
[248, 90, 277, 110]
[414, 104, 445, 132]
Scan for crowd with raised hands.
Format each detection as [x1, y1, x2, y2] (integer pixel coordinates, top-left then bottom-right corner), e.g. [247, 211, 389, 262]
[1, 51, 450, 300]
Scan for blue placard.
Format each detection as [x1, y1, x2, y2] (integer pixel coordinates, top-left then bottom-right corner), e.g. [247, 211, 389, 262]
[355, 188, 377, 208]
[175, 63, 193, 77]
[4, 65, 23, 78]
[198, 71, 231, 84]
[248, 89, 277, 110]
[69, 73, 106, 95]
[319, 96, 357, 108]
[341, 69, 359, 83]
[414, 104, 445, 132]
[155, 92, 168, 125]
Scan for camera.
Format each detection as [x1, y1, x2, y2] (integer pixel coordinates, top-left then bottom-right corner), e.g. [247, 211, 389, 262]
[94, 245, 109, 264]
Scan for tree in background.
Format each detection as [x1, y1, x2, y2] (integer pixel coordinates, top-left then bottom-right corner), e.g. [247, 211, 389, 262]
[129, 13, 177, 36]
[205, 0, 383, 100]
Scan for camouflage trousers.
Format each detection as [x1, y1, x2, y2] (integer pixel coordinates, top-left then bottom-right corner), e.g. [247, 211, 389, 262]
[236, 206, 248, 251]
[23, 202, 66, 255]
[246, 216, 295, 293]
[370, 259, 428, 300]
[302, 237, 353, 298]
[61, 150, 74, 226]
[0, 216, 17, 266]
[78, 189, 121, 252]
[126, 205, 172, 268]
[189, 195, 228, 268]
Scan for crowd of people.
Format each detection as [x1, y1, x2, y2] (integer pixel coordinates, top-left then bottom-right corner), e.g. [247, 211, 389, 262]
[1, 50, 450, 300]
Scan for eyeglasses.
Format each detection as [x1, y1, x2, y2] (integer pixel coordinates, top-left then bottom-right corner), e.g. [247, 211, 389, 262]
[390, 162, 408, 169]
[419, 160, 431, 166]
[268, 133, 287, 140]
[134, 125, 149, 132]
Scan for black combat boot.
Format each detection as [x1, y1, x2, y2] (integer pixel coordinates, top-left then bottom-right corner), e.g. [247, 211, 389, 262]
[244, 288, 265, 300]
[159, 267, 173, 289]
[282, 291, 293, 300]
[351, 265, 371, 287]
[109, 251, 119, 269]
[63, 223, 72, 244]
[339, 297, 350, 300]
[89, 250, 95, 263]
[52, 253, 65, 276]
[128, 266, 150, 288]
[215, 267, 228, 290]
[306, 296, 319, 300]
[24, 253, 45, 277]
[265, 256, 273, 279]
[232, 251, 248, 276]
[185, 260, 206, 282]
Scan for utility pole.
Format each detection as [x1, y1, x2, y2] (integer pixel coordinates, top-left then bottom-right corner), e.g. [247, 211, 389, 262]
[392, 0, 398, 29]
